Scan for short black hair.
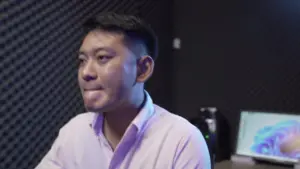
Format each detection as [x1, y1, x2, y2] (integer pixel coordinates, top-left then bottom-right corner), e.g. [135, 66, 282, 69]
[83, 12, 158, 60]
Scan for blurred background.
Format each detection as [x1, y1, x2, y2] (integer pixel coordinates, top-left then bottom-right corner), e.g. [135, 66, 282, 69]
[1, 0, 300, 169]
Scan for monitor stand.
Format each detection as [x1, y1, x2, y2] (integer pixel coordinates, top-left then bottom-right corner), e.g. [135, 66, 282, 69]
[231, 155, 299, 168]
[295, 163, 300, 169]
[253, 158, 294, 168]
[231, 155, 256, 165]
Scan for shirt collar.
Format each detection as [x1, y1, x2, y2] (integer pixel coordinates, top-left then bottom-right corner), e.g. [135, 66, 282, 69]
[89, 90, 155, 136]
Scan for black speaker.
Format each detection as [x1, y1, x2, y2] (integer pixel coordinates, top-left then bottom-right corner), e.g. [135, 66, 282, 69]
[189, 108, 216, 169]
[190, 107, 231, 167]
[213, 108, 231, 162]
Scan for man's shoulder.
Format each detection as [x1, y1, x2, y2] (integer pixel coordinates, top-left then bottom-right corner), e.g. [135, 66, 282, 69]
[60, 112, 95, 132]
[153, 104, 201, 137]
[153, 105, 211, 168]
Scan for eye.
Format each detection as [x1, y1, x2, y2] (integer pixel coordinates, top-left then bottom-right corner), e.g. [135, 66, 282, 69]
[78, 55, 87, 66]
[97, 55, 112, 63]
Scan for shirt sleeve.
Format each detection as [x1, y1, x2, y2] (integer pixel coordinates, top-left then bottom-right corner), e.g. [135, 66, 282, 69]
[173, 127, 211, 169]
[34, 129, 66, 169]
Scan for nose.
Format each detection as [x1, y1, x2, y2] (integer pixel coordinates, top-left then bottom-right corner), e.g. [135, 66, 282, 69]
[81, 61, 97, 81]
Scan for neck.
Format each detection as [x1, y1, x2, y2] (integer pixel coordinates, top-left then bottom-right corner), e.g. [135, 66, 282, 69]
[103, 90, 145, 149]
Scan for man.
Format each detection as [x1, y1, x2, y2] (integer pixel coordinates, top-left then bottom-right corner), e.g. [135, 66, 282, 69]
[35, 12, 211, 169]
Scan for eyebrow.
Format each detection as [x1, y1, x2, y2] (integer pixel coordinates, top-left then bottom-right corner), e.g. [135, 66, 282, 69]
[78, 47, 116, 56]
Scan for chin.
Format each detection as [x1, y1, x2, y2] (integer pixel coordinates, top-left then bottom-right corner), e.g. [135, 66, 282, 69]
[85, 101, 117, 113]
[84, 101, 105, 112]
[85, 106, 101, 113]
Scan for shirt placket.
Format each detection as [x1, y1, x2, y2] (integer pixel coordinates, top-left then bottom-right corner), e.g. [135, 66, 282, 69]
[108, 126, 138, 169]
[99, 134, 114, 167]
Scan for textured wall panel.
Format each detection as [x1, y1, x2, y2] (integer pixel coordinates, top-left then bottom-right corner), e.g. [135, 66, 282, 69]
[0, 0, 168, 169]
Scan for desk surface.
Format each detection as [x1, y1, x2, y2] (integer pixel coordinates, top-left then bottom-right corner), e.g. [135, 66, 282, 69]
[215, 160, 292, 169]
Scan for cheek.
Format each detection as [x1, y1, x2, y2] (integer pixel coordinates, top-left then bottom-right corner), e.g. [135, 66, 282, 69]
[101, 63, 125, 86]
[77, 70, 83, 88]
[102, 64, 122, 78]
[102, 62, 136, 87]
[122, 61, 137, 84]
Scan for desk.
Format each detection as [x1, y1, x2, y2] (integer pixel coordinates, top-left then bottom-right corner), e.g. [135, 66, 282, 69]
[215, 160, 292, 169]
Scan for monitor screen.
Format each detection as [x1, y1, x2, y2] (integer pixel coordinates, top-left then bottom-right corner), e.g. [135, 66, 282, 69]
[236, 111, 300, 163]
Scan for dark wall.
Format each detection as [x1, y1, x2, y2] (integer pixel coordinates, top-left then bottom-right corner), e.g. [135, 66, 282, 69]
[141, 1, 174, 112]
[0, 1, 172, 169]
[173, 0, 300, 153]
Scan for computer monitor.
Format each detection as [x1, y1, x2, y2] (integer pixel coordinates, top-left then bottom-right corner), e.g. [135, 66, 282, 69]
[235, 110, 300, 164]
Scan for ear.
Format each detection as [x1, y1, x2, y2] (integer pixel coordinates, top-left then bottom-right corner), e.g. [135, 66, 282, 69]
[136, 55, 154, 83]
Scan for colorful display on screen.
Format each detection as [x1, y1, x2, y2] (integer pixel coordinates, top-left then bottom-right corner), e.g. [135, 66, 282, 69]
[236, 111, 300, 163]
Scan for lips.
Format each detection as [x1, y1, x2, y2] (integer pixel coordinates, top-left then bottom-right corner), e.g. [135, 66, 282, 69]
[83, 88, 103, 100]
[84, 86, 103, 91]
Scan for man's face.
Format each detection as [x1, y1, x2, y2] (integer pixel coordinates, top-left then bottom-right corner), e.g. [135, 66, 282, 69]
[78, 30, 137, 112]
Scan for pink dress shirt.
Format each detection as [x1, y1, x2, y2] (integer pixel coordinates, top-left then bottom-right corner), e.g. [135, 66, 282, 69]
[35, 92, 211, 169]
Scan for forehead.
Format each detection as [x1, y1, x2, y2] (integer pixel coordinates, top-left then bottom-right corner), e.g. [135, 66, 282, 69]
[80, 30, 125, 52]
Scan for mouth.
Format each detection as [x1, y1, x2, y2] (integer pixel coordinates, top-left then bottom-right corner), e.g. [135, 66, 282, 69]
[84, 89, 101, 92]
[82, 88, 103, 100]
[83, 86, 104, 91]
[82, 87, 104, 98]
